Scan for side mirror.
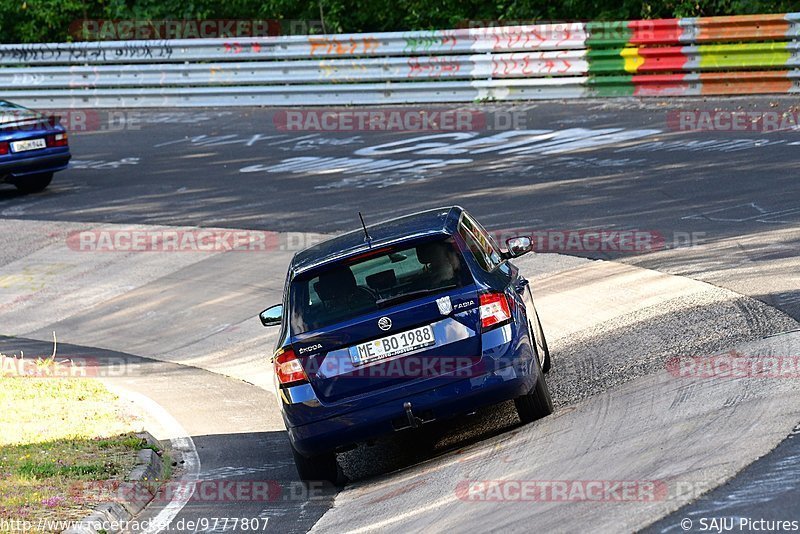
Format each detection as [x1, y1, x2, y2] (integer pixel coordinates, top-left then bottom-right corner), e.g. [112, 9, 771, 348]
[505, 236, 533, 258]
[259, 304, 283, 327]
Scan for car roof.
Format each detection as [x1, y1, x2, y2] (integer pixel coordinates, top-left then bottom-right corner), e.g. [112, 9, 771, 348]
[290, 206, 464, 275]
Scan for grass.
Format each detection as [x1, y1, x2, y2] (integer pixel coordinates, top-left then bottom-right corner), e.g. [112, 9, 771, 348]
[0, 359, 158, 532]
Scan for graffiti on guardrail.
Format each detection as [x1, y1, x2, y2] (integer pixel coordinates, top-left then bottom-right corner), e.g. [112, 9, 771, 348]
[3, 12, 800, 104]
[491, 52, 576, 76]
[0, 42, 174, 63]
[408, 56, 462, 77]
[9, 72, 46, 86]
[403, 30, 458, 52]
[469, 23, 584, 50]
[222, 41, 278, 54]
[319, 59, 369, 80]
[496, 30, 542, 50]
[309, 36, 380, 56]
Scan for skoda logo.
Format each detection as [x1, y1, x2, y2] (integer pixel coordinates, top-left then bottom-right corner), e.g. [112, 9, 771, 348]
[377, 317, 392, 331]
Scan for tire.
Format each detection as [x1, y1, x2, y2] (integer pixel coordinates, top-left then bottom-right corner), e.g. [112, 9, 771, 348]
[525, 287, 551, 374]
[534, 314, 551, 374]
[290, 440, 343, 485]
[11, 172, 53, 194]
[514, 354, 554, 424]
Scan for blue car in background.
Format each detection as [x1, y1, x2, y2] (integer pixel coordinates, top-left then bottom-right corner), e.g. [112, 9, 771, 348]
[259, 206, 553, 482]
[0, 100, 71, 193]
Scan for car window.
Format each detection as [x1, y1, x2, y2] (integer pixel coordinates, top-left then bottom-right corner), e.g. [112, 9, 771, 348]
[458, 213, 502, 272]
[289, 237, 469, 334]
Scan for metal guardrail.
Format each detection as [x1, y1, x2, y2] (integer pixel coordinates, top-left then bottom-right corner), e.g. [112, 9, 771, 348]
[2, 14, 799, 107]
[0, 24, 589, 65]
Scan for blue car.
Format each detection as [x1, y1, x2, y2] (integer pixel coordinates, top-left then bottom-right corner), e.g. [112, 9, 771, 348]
[259, 206, 552, 482]
[0, 100, 71, 193]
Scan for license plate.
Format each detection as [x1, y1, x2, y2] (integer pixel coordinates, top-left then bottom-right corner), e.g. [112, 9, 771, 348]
[350, 325, 435, 366]
[11, 138, 46, 153]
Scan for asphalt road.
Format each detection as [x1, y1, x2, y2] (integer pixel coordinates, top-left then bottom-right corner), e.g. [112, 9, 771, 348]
[1, 97, 799, 532]
[647, 421, 800, 534]
[1, 97, 797, 323]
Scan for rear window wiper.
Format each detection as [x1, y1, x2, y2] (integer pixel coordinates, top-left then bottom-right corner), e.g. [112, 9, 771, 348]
[375, 284, 458, 308]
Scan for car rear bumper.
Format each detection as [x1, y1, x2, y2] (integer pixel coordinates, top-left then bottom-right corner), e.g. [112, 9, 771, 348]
[286, 324, 539, 457]
[0, 151, 71, 180]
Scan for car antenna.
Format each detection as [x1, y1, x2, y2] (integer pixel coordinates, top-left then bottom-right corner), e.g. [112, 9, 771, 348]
[359, 212, 372, 248]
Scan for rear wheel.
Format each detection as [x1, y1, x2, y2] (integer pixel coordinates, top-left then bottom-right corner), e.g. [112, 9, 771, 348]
[290, 441, 343, 485]
[11, 172, 53, 194]
[514, 353, 554, 424]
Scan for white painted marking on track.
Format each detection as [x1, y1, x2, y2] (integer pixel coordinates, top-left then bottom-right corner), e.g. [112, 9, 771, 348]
[682, 202, 800, 224]
[681, 202, 766, 222]
[103, 383, 201, 534]
[69, 157, 140, 170]
[342, 495, 458, 534]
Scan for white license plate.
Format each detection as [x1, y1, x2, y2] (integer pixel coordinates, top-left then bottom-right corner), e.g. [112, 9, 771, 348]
[11, 138, 46, 153]
[350, 325, 435, 366]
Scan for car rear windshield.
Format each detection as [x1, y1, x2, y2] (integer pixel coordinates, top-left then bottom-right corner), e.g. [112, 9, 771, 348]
[289, 237, 471, 334]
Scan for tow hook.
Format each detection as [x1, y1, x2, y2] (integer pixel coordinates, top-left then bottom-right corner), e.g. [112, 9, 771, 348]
[404, 402, 424, 429]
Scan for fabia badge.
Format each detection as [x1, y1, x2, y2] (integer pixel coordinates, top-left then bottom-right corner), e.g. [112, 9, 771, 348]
[436, 295, 453, 316]
[377, 317, 392, 331]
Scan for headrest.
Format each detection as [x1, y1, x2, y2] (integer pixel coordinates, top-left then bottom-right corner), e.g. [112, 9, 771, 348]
[416, 241, 444, 264]
[366, 269, 396, 291]
[314, 267, 357, 300]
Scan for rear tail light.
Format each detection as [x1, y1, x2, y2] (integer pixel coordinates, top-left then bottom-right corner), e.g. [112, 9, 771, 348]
[274, 348, 308, 386]
[0, 142, 8, 155]
[46, 133, 68, 147]
[479, 292, 512, 330]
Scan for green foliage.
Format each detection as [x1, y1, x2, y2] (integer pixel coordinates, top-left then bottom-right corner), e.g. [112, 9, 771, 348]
[1, 0, 798, 43]
[18, 459, 111, 478]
